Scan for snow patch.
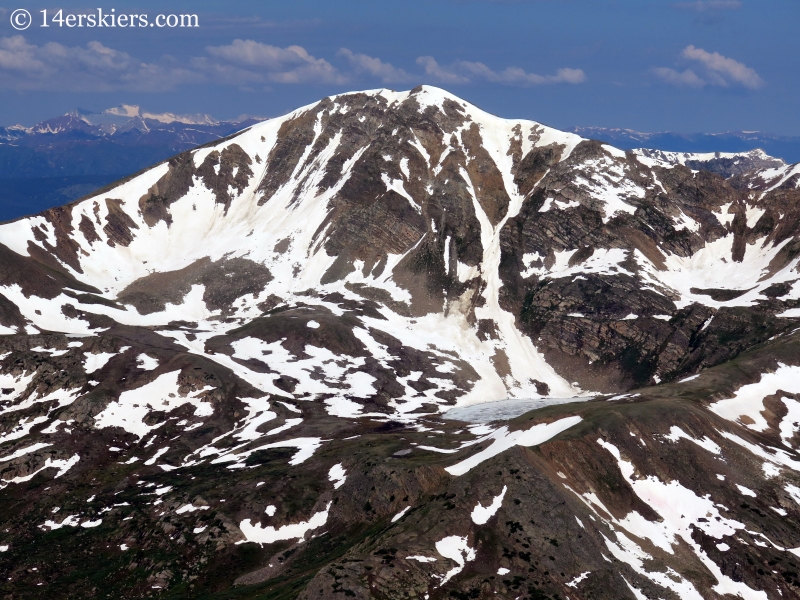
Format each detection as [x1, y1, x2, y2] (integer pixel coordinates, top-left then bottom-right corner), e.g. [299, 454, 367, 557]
[710, 364, 800, 432]
[446, 416, 582, 476]
[663, 426, 721, 455]
[435, 535, 476, 585]
[136, 354, 159, 370]
[392, 506, 411, 522]
[84, 352, 116, 373]
[471, 485, 506, 525]
[239, 502, 331, 545]
[94, 371, 214, 438]
[328, 463, 346, 489]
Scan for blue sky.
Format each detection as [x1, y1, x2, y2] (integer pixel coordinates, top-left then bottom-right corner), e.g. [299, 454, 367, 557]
[0, 0, 797, 134]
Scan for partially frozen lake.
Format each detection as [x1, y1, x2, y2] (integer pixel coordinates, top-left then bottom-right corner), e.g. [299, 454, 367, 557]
[442, 397, 591, 423]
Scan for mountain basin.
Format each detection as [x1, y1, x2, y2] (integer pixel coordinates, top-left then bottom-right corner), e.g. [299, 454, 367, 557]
[441, 396, 592, 423]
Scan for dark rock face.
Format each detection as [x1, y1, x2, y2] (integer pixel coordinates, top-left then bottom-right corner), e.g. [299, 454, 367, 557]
[0, 87, 799, 599]
[117, 256, 273, 316]
[197, 144, 254, 212]
[139, 151, 197, 228]
[102, 198, 139, 247]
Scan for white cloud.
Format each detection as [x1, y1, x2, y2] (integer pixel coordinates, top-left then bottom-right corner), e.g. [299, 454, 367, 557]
[458, 61, 585, 85]
[0, 36, 585, 94]
[202, 39, 347, 85]
[653, 67, 706, 88]
[654, 45, 763, 90]
[672, 0, 741, 11]
[416, 56, 470, 84]
[337, 48, 415, 84]
[682, 45, 763, 89]
[417, 56, 585, 86]
[0, 35, 199, 92]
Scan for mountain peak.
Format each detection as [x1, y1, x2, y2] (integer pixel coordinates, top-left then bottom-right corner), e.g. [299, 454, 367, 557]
[64, 104, 223, 126]
[1, 89, 800, 598]
[103, 104, 142, 118]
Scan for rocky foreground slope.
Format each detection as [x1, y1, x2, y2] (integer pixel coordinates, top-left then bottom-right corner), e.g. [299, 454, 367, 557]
[1, 86, 800, 599]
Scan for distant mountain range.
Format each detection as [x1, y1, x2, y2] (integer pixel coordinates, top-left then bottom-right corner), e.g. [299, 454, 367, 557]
[0, 105, 258, 221]
[2, 104, 799, 223]
[569, 126, 800, 164]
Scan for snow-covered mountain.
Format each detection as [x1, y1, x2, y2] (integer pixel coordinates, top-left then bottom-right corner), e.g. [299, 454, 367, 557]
[98, 104, 221, 126]
[2, 86, 800, 599]
[570, 126, 800, 164]
[2, 104, 234, 139]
